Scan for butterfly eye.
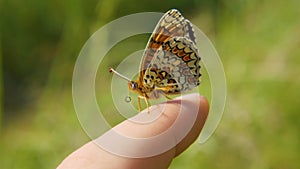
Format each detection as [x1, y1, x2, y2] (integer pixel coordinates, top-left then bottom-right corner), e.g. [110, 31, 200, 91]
[131, 82, 138, 90]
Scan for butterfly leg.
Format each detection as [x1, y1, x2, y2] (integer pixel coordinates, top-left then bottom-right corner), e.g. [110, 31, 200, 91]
[144, 97, 150, 113]
[163, 94, 172, 100]
[137, 96, 150, 113]
[137, 96, 142, 112]
[155, 87, 176, 100]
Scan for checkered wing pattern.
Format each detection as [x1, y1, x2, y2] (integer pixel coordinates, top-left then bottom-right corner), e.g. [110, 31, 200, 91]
[140, 9, 201, 96]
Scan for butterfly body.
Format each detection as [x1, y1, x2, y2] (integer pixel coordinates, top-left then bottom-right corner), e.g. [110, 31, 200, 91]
[129, 68, 178, 99]
[110, 9, 201, 112]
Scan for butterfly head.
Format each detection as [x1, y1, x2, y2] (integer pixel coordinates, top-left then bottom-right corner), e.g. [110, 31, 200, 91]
[110, 68, 141, 93]
[128, 80, 147, 97]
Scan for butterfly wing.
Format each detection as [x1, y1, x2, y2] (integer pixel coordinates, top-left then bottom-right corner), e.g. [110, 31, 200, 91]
[140, 9, 201, 96]
[139, 9, 196, 73]
[145, 37, 201, 95]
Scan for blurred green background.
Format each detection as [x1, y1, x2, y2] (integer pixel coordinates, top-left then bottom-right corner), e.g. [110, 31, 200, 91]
[1, 0, 299, 168]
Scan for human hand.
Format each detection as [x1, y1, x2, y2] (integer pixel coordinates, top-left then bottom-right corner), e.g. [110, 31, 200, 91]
[57, 93, 209, 169]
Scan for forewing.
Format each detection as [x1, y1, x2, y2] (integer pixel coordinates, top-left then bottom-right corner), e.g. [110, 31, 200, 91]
[139, 9, 196, 73]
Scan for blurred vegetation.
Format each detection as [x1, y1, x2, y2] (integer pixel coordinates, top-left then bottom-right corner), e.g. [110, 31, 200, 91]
[0, 0, 299, 168]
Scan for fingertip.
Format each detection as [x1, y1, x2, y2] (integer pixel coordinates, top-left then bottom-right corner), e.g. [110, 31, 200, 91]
[173, 94, 209, 156]
[174, 94, 209, 122]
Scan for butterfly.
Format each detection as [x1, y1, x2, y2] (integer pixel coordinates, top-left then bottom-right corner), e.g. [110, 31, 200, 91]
[109, 9, 201, 112]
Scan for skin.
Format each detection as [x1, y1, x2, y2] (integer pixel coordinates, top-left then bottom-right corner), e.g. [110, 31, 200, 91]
[57, 93, 209, 169]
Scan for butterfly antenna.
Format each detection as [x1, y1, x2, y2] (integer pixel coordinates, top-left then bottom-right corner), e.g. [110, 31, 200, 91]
[109, 68, 131, 82]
